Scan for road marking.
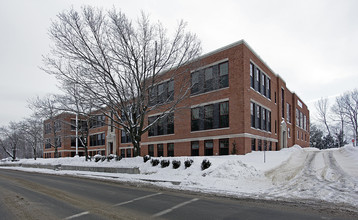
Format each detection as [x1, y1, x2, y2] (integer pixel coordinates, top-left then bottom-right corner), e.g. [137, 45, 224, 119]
[152, 198, 199, 218]
[64, 211, 90, 219]
[112, 192, 162, 207]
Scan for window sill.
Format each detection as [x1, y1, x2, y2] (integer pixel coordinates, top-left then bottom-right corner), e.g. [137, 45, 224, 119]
[191, 127, 230, 134]
[148, 133, 175, 138]
[190, 87, 229, 98]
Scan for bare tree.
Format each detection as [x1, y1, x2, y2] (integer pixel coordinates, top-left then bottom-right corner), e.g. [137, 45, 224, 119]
[335, 90, 358, 146]
[331, 100, 346, 147]
[20, 115, 44, 160]
[315, 98, 331, 136]
[29, 95, 62, 158]
[56, 82, 95, 160]
[0, 122, 23, 161]
[42, 6, 201, 156]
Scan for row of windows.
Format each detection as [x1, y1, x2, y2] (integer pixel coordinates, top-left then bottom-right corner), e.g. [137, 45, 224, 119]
[89, 133, 105, 146]
[89, 115, 105, 128]
[149, 80, 174, 106]
[251, 139, 275, 151]
[286, 103, 292, 123]
[120, 148, 132, 158]
[148, 113, 174, 137]
[70, 120, 88, 131]
[191, 139, 229, 156]
[147, 143, 175, 157]
[296, 108, 307, 130]
[191, 101, 229, 131]
[250, 102, 271, 132]
[191, 61, 229, 95]
[250, 62, 271, 99]
[70, 137, 86, 147]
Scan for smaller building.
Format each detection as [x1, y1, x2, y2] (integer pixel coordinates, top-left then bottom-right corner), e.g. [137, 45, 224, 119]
[43, 111, 117, 158]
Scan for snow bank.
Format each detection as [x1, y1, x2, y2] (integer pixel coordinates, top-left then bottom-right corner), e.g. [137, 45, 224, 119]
[2, 145, 358, 209]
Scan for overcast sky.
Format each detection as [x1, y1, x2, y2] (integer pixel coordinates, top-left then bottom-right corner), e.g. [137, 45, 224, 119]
[1, 0, 357, 126]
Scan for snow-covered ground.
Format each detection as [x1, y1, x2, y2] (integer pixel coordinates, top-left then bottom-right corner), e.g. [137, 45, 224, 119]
[1, 145, 358, 210]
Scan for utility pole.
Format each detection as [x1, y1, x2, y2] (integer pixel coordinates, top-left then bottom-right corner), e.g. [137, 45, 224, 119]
[75, 113, 78, 157]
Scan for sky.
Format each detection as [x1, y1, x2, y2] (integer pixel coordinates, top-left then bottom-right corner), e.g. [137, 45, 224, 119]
[1, 0, 357, 126]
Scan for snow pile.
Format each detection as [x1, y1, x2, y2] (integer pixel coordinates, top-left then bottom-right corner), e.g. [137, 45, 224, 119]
[1, 145, 358, 209]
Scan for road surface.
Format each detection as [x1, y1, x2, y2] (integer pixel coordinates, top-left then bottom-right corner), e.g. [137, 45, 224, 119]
[0, 168, 353, 219]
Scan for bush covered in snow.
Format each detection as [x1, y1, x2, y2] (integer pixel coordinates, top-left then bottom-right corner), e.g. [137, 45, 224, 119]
[94, 154, 102, 162]
[172, 160, 181, 169]
[160, 159, 170, 168]
[143, 155, 151, 163]
[201, 159, 211, 170]
[151, 159, 159, 166]
[184, 159, 193, 168]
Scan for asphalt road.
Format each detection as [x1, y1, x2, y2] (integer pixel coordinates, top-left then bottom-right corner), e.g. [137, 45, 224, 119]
[0, 169, 354, 220]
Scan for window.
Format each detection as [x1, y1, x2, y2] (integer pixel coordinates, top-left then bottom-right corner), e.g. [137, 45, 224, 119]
[45, 139, 51, 149]
[288, 128, 291, 138]
[148, 113, 174, 137]
[297, 131, 299, 140]
[167, 113, 174, 134]
[267, 110, 272, 132]
[191, 71, 200, 94]
[204, 105, 214, 130]
[281, 88, 285, 118]
[275, 92, 277, 104]
[121, 130, 132, 143]
[148, 80, 174, 106]
[219, 62, 229, 88]
[256, 105, 261, 129]
[219, 139, 229, 155]
[167, 143, 174, 157]
[261, 74, 266, 96]
[148, 144, 154, 156]
[219, 102, 229, 128]
[251, 102, 255, 128]
[54, 121, 61, 132]
[258, 139, 262, 151]
[204, 140, 213, 156]
[158, 82, 165, 104]
[251, 138, 256, 151]
[157, 144, 163, 157]
[264, 140, 267, 151]
[287, 103, 291, 123]
[90, 115, 105, 128]
[157, 117, 164, 136]
[167, 80, 174, 101]
[191, 101, 229, 132]
[55, 136, 61, 148]
[268, 142, 272, 151]
[275, 120, 277, 134]
[120, 149, 125, 158]
[191, 61, 229, 95]
[204, 67, 214, 91]
[148, 117, 155, 136]
[191, 141, 199, 156]
[71, 137, 86, 147]
[191, 108, 200, 131]
[89, 133, 105, 146]
[45, 123, 51, 134]
[126, 149, 132, 158]
[250, 63, 271, 100]
[250, 63, 254, 88]
[262, 108, 266, 131]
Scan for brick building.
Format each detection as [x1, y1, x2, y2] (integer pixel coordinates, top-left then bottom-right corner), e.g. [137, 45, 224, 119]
[43, 111, 117, 158]
[133, 40, 310, 157]
[44, 40, 309, 158]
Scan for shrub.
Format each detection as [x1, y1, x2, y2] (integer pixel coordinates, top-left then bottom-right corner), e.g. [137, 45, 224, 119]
[172, 160, 181, 169]
[115, 155, 122, 161]
[201, 159, 211, 170]
[184, 159, 193, 168]
[143, 155, 151, 163]
[107, 155, 115, 162]
[160, 160, 170, 168]
[151, 159, 160, 166]
[94, 154, 102, 162]
[101, 156, 106, 162]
